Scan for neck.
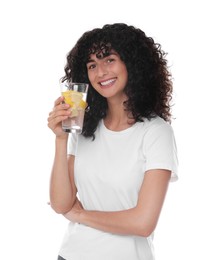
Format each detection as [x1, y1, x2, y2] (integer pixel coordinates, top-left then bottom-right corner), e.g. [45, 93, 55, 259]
[104, 96, 134, 131]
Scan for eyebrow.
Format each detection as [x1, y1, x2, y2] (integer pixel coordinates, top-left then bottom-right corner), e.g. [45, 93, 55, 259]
[86, 52, 118, 64]
[87, 59, 95, 63]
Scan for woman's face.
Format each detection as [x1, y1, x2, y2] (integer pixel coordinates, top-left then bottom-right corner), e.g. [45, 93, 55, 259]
[86, 50, 128, 101]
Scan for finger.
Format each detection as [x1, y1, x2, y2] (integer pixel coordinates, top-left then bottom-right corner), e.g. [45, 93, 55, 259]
[47, 109, 71, 123]
[47, 115, 68, 129]
[54, 96, 64, 107]
[52, 102, 70, 113]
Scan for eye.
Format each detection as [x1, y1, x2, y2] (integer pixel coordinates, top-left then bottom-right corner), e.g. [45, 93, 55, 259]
[87, 63, 96, 70]
[106, 58, 115, 63]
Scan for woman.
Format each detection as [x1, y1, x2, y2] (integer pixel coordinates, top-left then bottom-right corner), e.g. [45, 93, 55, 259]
[48, 23, 178, 260]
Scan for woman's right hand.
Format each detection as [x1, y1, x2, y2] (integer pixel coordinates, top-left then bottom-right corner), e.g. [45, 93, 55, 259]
[47, 96, 71, 137]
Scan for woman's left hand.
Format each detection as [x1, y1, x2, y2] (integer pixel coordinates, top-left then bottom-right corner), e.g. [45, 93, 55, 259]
[63, 198, 84, 223]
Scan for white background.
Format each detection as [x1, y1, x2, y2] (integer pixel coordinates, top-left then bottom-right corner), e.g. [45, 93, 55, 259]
[0, 0, 214, 259]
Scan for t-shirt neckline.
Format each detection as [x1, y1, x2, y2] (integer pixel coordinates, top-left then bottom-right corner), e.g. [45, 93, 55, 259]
[101, 119, 139, 135]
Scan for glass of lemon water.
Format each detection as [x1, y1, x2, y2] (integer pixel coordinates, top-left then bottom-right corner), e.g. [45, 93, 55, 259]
[60, 81, 89, 134]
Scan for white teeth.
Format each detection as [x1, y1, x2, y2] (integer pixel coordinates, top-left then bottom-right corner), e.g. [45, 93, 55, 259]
[100, 79, 116, 86]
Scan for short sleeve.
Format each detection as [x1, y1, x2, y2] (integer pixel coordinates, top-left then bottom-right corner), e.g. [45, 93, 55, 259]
[67, 133, 78, 155]
[143, 122, 178, 182]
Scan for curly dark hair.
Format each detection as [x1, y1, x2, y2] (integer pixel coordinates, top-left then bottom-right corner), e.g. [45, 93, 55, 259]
[62, 23, 173, 138]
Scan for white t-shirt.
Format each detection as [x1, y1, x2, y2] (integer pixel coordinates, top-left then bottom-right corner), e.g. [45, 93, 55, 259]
[59, 117, 178, 260]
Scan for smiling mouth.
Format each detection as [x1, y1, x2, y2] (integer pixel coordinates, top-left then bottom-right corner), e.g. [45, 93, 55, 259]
[99, 78, 116, 87]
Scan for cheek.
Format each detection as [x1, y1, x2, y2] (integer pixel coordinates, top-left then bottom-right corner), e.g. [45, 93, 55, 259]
[87, 71, 96, 84]
[87, 71, 92, 81]
[87, 72, 98, 90]
[120, 67, 128, 84]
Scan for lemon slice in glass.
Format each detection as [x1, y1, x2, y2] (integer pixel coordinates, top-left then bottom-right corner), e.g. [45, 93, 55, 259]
[61, 91, 74, 107]
[78, 100, 88, 109]
[71, 91, 83, 105]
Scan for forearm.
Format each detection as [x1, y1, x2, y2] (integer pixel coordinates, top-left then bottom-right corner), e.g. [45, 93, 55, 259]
[50, 136, 76, 213]
[64, 170, 170, 237]
[65, 206, 153, 237]
[81, 208, 143, 235]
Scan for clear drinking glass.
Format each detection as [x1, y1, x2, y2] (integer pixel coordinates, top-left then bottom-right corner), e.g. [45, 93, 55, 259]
[60, 81, 89, 134]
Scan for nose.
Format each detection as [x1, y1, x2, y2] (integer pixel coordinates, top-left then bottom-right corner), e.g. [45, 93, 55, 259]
[97, 63, 108, 78]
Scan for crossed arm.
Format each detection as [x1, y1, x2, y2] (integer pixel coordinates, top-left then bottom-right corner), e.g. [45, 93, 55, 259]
[49, 139, 171, 237]
[63, 167, 171, 237]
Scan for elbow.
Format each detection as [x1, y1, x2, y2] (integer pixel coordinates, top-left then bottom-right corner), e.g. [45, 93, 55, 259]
[137, 226, 155, 237]
[132, 207, 158, 237]
[49, 195, 76, 214]
[52, 207, 70, 215]
[50, 201, 73, 214]
[134, 218, 157, 237]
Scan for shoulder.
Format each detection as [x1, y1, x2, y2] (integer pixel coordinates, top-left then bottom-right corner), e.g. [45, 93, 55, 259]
[140, 117, 178, 181]
[139, 117, 176, 152]
[139, 116, 173, 135]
